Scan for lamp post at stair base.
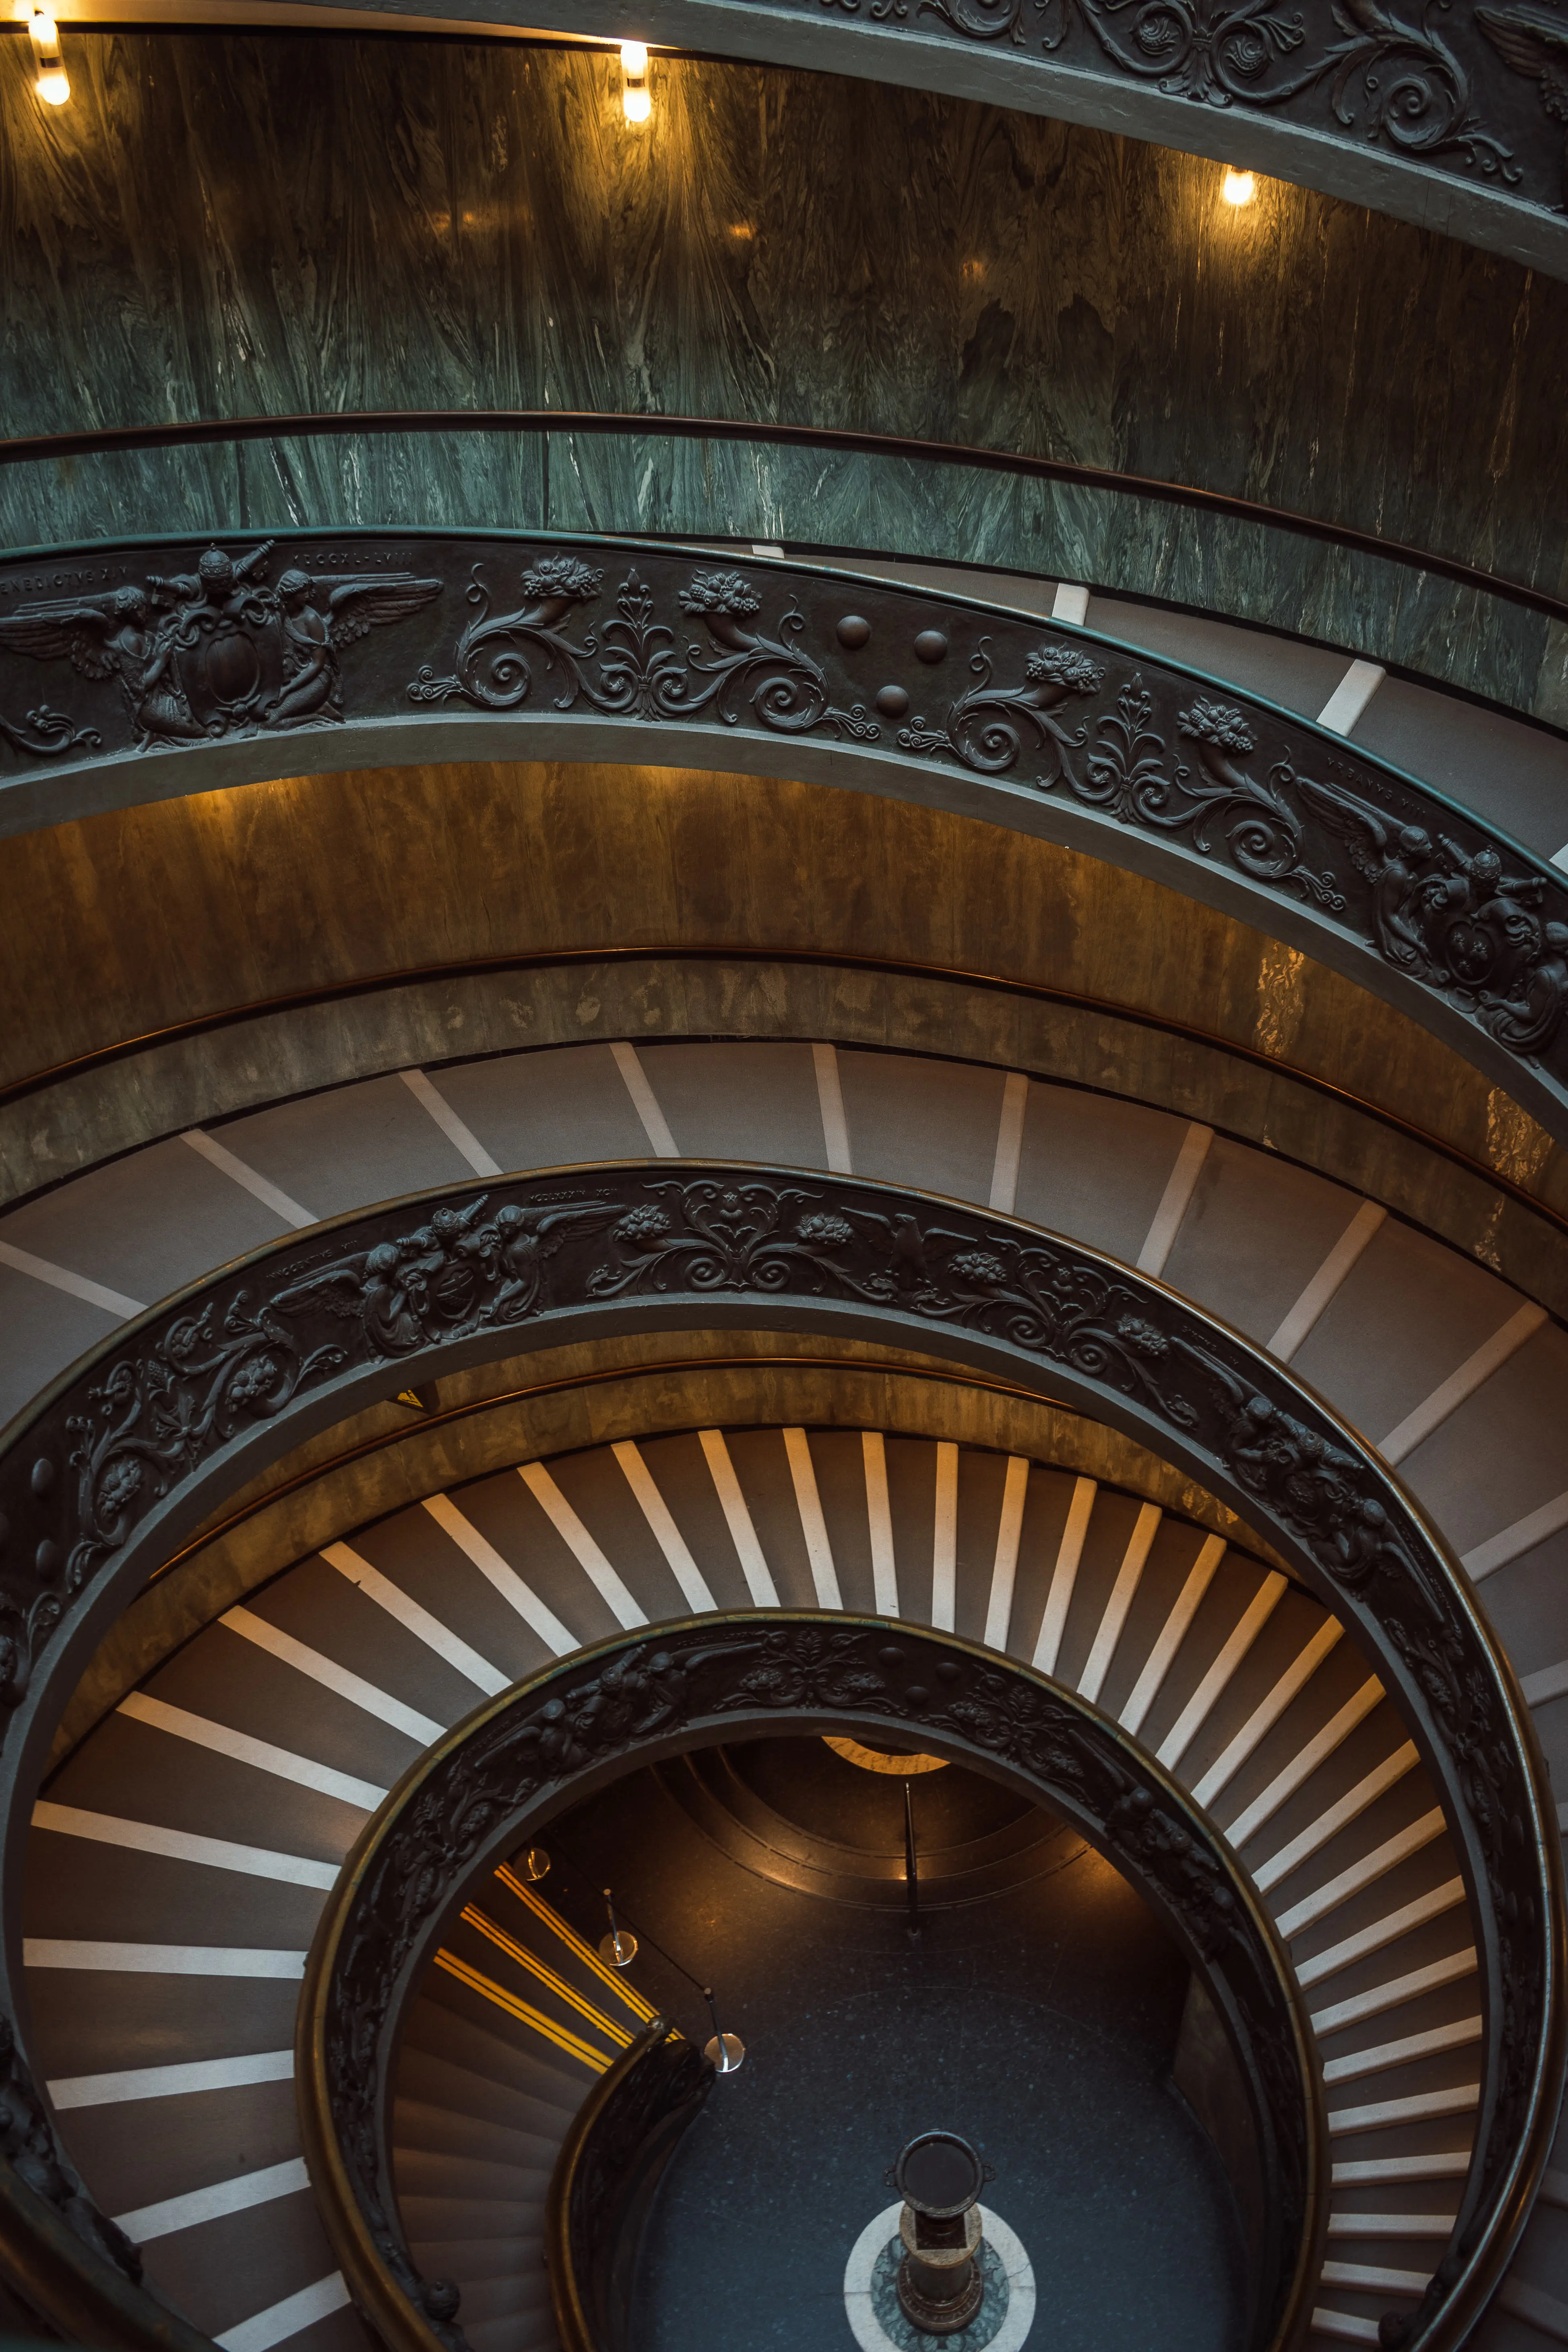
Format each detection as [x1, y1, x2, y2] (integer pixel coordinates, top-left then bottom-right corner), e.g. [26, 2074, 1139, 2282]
[893, 2133, 987, 2336]
[598, 1886, 637, 1969]
[702, 1985, 745, 2074]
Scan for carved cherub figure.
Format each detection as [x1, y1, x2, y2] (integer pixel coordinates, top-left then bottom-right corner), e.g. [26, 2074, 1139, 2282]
[264, 566, 443, 728]
[1296, 777, 1440, 973]
[461, 1199, 623, 1323]
[0, 583, 208, 744]
[1298, 781, 1559, 1037]
[1487, 920, 1568, 1054]
[271, 1199, 488, 1354]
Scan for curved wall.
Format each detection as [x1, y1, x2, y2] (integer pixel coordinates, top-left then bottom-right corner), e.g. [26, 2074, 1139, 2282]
[1, 758, 1560, 1220]
[3, 36, 1567, 718]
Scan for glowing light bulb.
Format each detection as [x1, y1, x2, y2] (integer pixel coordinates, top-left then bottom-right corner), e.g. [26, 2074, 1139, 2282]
[622, 79, 650, 122]
[1222, 167, 1256, 207]
[619, 40, 647, 75]
[28, 11, 68, 104]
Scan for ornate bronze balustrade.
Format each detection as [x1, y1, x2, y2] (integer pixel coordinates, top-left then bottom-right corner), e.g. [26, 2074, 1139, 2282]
[297, 1617, 1325, 2352]
[2, 533, 1564, 1132]
[0, 1162, 1557, 2352]
[544, 2017, 714, 2352]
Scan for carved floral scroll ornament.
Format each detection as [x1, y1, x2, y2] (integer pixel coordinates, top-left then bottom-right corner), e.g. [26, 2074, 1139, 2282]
[408, 558, 878, 739]
[812, 0, 1550, 203]
[2, 538, 1565, 1082]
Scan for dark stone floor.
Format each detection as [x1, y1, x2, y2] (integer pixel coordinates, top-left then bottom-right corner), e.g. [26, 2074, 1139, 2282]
[542, 1738, 1247, 2352]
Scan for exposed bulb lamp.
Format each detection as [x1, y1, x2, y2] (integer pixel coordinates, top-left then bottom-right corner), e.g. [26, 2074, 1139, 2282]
[29, 6, 69, 104]
[702, 1986, 744, 2075]
[598, 1886, 637, 1968]
[1222, 167, 1256, 206]
[620, 38, 650, 124]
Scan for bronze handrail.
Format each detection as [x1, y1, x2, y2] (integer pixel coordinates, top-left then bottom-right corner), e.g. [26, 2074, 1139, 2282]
[544, 2017, 711, 2352]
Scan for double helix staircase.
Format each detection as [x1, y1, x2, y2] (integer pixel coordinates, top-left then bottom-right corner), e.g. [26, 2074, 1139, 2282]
[4, 1028, 1566, 2351]
[14, 1434, 1488, 2349]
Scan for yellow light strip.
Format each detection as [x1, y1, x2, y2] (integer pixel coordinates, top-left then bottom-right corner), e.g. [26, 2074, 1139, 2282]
[460, 1906, 634, 2048]
[432, 1949, 611, 2072]
[494, 1866, 660, 2022]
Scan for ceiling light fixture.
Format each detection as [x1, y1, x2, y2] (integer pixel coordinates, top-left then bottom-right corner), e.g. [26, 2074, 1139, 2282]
[620, 38, 650, 124]
[1222, 167, 1256, 206]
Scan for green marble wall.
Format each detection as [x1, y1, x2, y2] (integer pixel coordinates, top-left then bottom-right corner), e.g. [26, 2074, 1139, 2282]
[5, 427, 1561, 715]
[2, 33, 1565, 719]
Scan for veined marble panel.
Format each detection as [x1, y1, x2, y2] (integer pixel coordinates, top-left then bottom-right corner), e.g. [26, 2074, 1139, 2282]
[1, 430, 1559, 721]
[1, 36, 1565, 719]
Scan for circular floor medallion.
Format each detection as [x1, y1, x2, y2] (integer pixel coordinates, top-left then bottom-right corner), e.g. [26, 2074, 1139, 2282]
[844, 2203, 1035, 2352]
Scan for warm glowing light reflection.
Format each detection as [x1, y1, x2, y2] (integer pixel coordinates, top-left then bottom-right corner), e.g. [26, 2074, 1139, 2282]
[622, 82, 651, 123]
[28, 10, 67, 104]
[823, 1735, 948, 1776]
[1222, 168, 1256, 207]
[619, 39, 648, 75]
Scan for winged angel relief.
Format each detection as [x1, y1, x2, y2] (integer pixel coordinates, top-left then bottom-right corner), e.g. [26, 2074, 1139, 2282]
[0, 542, 440, 750]
[1477, 6, 1568, 203]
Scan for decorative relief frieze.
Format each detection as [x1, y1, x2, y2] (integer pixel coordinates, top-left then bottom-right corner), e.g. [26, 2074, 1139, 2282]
[407, 559, 878, 737]
[0, 542, 440, 747]
[2, 536, 1565, 1097]
[794, 0, 1568, 216]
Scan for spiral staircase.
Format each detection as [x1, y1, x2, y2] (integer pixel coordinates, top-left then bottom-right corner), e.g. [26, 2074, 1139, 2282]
[0, 1022, 1558, 2350]
[3, 10, 1568, 2352]
[16, 1432, 1470, 2347]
